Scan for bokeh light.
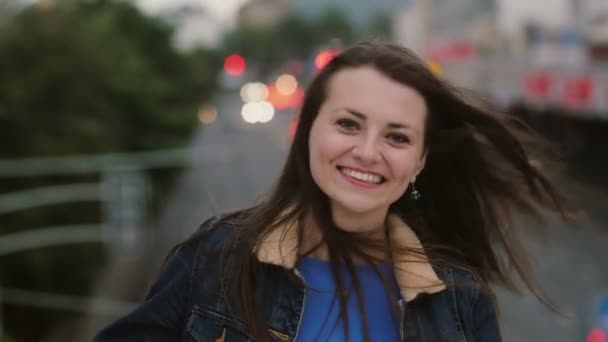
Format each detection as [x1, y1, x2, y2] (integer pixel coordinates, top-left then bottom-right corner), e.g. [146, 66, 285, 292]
[426, 60, 442, 76]
[588, 328, 607, 342]
[224, 54, 246, 77]
[240, 82, 269, 103]
[257, 101, 275, 123]
[275, 74, 298, 95]
[266, 84, 304, 110]
[241, 102, 258, 123]
[197, 105, 218, 125]
[314, 49, 339, 70]
[241, 101, 275, 124]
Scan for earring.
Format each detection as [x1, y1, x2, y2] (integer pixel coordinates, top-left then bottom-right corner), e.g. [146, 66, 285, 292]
[410, 182, 421, 200]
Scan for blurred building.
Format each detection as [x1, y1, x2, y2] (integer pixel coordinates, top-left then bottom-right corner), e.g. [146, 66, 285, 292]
[238, 0, 288, 27]
[578, 0, 608, 28]
[495, 0, 608, 63]
[395, 0, 607, 59]
[394, 0, 498, 55]
[581, 0, 608, 61]
[237, 0, 409, 29]
[433, 0, 496, 37]
[393, 0, 608, 115]
[289, 0, 409, 27]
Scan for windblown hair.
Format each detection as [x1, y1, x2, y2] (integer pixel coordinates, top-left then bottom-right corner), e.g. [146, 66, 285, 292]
[181, 41, 572, 341]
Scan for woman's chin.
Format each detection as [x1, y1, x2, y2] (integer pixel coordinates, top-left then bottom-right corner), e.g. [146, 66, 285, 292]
[331, 200, 387, 220]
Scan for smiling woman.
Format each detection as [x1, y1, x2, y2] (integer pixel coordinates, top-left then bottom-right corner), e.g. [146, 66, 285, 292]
[95, 41, 573, 342]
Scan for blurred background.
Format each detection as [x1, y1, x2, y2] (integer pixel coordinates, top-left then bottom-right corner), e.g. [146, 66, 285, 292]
[0, 0, 607, 341]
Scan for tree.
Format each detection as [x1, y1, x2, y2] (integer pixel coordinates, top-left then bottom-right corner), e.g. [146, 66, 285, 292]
[0, 0, 220, 157]
[0, 1, 221, 341]
[367, 13, 393, 40]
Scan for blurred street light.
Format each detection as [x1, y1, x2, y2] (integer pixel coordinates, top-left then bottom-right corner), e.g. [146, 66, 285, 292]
[198, 105, 218, 125]
[425, 60, 442, 76]
[314, 49, 339, 71]
[266, 83, 304, 110]
[275, 74, 298, 95]
[257, 101, 275, 123]
[587, 294, 608, 342]
[588, 328, 607, 342]
[224, 54, 247, 77]
[240, 82, 269, 103]
[241, 101, 275, 124]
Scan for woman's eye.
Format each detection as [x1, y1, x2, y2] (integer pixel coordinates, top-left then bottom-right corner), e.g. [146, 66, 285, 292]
[387, 133, 410, 145]
[336, 118, 359, 131]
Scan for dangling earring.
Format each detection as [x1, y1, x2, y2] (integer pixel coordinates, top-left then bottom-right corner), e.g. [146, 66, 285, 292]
[410, 182, 421, 200]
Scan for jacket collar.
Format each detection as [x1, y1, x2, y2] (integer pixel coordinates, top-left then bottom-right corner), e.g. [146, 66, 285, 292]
[254, 213, 446, 302]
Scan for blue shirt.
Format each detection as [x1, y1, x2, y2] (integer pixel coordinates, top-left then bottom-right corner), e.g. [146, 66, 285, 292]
[295, 257, 400, 342]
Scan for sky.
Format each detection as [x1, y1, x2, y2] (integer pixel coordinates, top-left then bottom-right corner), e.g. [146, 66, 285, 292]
[14, 0, 249, 48]
[137, 0, 247, 21]
[136, 0, 249, 48]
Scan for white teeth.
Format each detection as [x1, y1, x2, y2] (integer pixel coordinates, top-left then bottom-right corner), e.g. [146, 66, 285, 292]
[340, 168, 382, 184]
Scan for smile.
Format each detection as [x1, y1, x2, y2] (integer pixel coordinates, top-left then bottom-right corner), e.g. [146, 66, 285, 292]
[337, 166, 386, 185]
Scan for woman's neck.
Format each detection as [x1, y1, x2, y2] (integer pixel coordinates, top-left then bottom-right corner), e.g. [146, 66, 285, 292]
[298, 209, 391, 263]
[332, 205, 388, 236]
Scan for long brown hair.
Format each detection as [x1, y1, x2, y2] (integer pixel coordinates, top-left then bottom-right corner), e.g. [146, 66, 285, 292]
[184, 41, 572, 341]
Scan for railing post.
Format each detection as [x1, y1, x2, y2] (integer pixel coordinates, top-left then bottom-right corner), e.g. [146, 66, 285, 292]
[101, 169, 147, 255]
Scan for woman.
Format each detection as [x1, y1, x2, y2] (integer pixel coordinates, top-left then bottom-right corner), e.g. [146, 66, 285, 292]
[95, 41, 571, 341]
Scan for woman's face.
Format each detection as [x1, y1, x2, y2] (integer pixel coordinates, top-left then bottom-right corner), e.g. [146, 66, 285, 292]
[308, 66, 428, 226]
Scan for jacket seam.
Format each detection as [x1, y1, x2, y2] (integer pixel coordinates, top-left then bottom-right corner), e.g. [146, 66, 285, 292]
[218, 243, 233, 311]
[188, 235, 208, 337]
[217, 224, 243, 311]
[189, 217, 216, 312]
[449, 268, 468, 342]
[470, 277, 481, 342]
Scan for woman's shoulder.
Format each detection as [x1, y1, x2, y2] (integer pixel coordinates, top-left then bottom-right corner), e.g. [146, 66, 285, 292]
[434, 266, 487, 305]
[188, 213, 245, 248]
[191, 215, 244, 247]
[162, 214, 246, 274]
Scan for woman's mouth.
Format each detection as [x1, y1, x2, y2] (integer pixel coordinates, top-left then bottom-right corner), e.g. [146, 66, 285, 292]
[337, 166, 386, 187]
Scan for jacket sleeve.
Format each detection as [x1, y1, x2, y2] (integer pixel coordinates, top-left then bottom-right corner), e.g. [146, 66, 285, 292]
[472, 288, 503, 342]
[93, 242, 196, 342]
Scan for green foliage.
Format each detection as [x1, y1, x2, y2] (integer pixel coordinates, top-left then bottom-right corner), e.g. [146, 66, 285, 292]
[0, 1, 221, 341]
[0, 0, 220, 157]
[367, 14, 393, 40]
[0, 332, 14, 342]
[315, 7, 357, 43]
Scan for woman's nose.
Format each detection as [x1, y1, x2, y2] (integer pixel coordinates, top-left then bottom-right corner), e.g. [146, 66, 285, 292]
[352, 137, 381, 165]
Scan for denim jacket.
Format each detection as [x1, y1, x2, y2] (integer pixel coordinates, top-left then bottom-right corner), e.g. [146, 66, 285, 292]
[95, 215, 502, 342]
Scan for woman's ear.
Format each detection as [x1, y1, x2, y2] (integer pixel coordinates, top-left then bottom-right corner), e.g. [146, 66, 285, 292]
[414, 151, 427, 179]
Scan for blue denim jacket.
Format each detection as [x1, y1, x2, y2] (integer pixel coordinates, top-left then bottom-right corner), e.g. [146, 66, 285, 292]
[95, 216, 502, 342]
